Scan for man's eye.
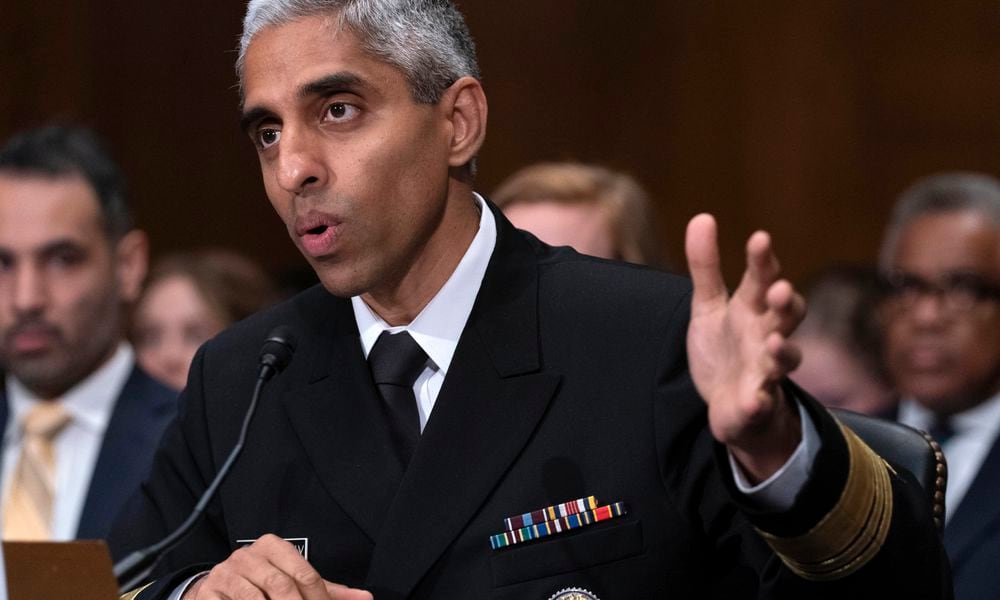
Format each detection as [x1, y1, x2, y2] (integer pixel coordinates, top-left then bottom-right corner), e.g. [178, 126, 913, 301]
[324, 102, 360, 122]
[49, 250, 84, 268]
[257, 128, 281, 149]
[947, 274, 989, 298]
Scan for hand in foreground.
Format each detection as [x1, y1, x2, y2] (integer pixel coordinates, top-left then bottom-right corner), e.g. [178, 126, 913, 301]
[183, 534, 372, 600]
[684, 214, 806, 483]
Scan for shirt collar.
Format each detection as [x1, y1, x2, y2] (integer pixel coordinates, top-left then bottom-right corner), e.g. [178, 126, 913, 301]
[5, 343, 135, 437]
[899, 389, 1000, 436]
[352, 193, 496, 376]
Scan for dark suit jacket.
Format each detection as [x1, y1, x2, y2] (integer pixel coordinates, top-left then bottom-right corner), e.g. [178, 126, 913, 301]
[944, 430, 1000, 600]
[110, 206, 950, 599]
[1, 364, 177, 540]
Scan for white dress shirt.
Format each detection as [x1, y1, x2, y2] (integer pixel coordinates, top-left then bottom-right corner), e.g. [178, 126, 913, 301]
[352, 194, 495, 432]
[2, 343, 135, 540]
[898, 391, 1000, 522]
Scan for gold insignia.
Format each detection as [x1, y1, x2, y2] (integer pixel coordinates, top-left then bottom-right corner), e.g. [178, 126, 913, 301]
[120, 581, 154, 600]
[756, 419, 894, 581]
[549, 587, 600, 600]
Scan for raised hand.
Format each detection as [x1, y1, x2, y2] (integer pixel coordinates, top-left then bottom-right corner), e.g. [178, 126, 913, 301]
[183, 534, 373, 600]
[684, 213, 806, 483]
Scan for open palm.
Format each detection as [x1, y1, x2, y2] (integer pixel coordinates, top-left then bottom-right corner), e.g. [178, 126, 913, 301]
[684, 214, 805, 481]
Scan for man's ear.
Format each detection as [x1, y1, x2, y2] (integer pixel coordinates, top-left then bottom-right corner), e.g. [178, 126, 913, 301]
[114, 229, 149, 303]
[440, 76, 488, 168]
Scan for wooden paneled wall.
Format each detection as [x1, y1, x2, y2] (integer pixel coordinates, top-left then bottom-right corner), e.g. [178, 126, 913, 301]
[3, 1, 1000, 283]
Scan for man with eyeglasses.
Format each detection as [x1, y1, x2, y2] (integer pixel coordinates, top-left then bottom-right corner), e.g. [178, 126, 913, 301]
[879, 172, 1000, 600]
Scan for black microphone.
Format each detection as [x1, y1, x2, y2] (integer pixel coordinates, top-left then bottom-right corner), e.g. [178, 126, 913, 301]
[258, 326, 297, 381]
[114, 327, 298, 593]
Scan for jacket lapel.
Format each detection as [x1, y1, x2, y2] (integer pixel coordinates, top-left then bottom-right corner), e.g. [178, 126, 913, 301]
[76, 368, 168, 539]
[365, 203, 560, 598]
[280, 292, 405, 542]
[944, 430, 1000, 568]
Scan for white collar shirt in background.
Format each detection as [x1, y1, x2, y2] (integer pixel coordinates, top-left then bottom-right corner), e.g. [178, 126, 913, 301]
[899, 391, 1000, 522]
[2, 343, 134, 540]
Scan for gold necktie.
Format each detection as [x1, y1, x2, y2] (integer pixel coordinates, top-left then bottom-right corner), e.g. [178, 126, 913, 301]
[3, 401, 71, 540]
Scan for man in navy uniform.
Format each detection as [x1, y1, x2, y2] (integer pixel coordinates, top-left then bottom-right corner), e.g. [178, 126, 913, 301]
[111, 2, 949, 598]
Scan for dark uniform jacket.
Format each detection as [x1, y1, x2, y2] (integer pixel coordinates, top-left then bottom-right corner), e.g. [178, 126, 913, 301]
[110, 204, 951, 599]
[945, 429, 1000, 599]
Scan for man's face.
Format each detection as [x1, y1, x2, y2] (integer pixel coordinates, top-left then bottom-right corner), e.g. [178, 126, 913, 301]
[882, 211, 1000, 415]
[0, 173, 128, 398]
[792, 335, 896, 416]
[241, 16, 462, 300]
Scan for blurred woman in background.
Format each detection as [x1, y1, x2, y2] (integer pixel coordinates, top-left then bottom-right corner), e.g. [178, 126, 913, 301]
[131, 249, 279, 391]
[493, 162, 667, 268]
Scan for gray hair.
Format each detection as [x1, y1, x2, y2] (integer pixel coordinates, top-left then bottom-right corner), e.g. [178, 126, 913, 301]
[237, 0, 480, 104]
[879, 172, 1000, 271]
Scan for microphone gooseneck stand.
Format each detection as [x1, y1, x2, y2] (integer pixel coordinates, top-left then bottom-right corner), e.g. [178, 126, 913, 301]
[114, 328, 296, 594]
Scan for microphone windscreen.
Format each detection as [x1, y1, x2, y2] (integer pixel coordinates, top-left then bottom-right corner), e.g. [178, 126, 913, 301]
[259, 326, 297, 374]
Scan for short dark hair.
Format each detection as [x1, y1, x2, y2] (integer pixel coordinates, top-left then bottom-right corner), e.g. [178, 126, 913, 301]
[0, 124, 133, 240]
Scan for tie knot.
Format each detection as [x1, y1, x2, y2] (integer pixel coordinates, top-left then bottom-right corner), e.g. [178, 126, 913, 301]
[928, 415, 955, 447]
[23, 402, 71, 440]
[369, 331, 428, 387]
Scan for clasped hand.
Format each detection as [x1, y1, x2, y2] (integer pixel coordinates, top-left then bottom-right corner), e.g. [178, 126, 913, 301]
[183, 535, 372, 599]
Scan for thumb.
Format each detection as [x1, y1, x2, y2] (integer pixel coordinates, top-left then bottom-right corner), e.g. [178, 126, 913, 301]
[685, 213, 728, 310]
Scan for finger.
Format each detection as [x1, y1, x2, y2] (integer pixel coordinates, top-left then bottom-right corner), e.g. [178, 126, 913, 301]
[764, 332, 802, 381]
[764, 280, 806, 337]
[325, 582, 375, 599]
[250, 535, 330, 600]
[735, 230, 781, 310]
[196, 561, 266, 600]
[234, 548, 304, 600]
[685, 213, 728, 310]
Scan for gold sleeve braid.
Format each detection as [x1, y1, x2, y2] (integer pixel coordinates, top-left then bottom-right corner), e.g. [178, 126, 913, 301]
[755, 421, 894, 581]
[120, 581, 154, 600]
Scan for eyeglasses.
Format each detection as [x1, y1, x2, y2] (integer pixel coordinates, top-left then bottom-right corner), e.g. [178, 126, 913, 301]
[882, 270, 1000, 313]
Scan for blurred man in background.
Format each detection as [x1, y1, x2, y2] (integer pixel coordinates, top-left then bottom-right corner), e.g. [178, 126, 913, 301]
[879, 172, 1000, 599]
[0, 124, 176, 541]
[493, 162, 666, 267]
[791, 265, 897, 417]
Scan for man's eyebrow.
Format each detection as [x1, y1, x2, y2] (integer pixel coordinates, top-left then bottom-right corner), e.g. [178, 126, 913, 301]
[239, 73, 366, 134]
[299, 72, 366, 100]
[38, 239, 87, 257]
[239, 106, 275, 135]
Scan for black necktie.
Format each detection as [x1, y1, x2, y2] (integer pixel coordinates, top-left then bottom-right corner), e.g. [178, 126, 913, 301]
[928, 416, 955, 447]
[368, 331, 428, 468]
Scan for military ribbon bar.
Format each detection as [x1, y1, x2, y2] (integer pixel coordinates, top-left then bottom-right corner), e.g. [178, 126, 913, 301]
[502, 495, 599, 532]
[490, 501, 627, 550]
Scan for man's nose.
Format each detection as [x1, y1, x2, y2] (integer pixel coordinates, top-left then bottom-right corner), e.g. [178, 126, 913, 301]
[274, 128, 328, 195]
[908, 291, 950, 326]
[12, 265, 46, 315]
